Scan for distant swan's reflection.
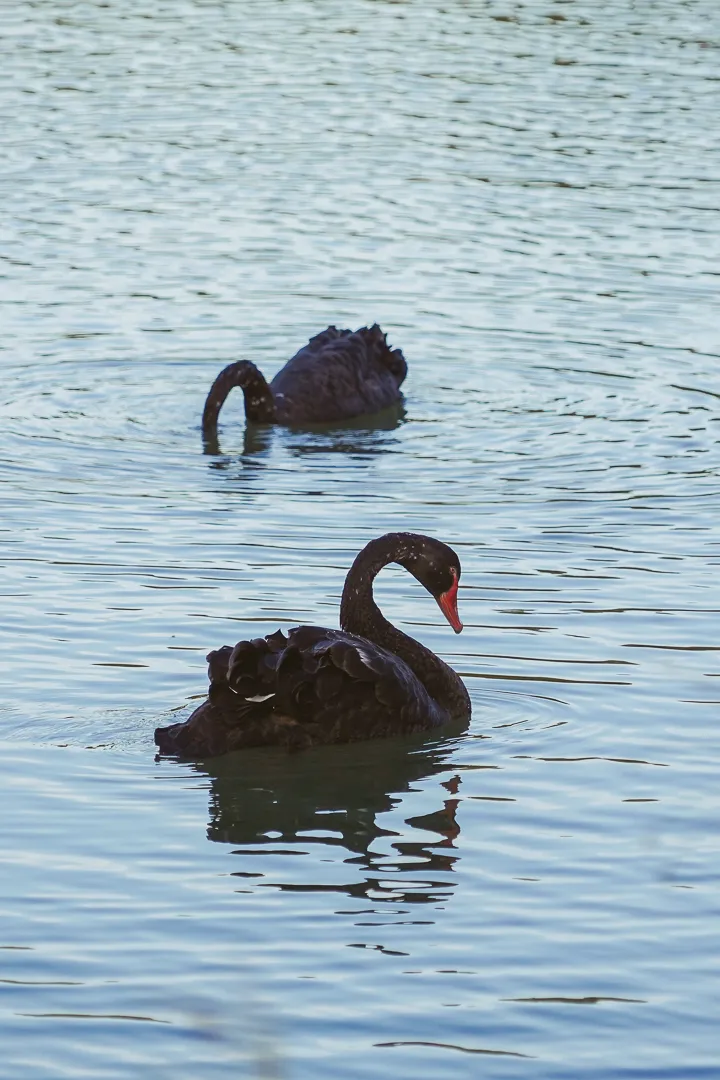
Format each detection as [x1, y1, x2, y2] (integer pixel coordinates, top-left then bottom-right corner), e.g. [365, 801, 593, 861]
[203, 403, 406, 462]
[188, 725, 466, 903]
[203, 422, 275, 461]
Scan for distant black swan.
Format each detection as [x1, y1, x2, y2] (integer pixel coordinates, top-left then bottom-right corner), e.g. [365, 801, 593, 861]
[155, 532, 470, 758]
[201, 324, 407, 439]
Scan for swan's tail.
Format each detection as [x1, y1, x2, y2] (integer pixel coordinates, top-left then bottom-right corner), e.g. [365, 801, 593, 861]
[304, 324, 407, 389]
[361, 324, 408, 387]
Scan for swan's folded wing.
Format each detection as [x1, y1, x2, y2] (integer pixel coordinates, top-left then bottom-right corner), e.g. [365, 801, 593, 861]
[214, 623, 432, 722]
[271, 325, 406, 423]
[311, 326, 407, 396]
[207, 629, 288, 699]
[202, 624, 442, 740]
[273, 626, 443, 736]
[156, 624, 444, 757]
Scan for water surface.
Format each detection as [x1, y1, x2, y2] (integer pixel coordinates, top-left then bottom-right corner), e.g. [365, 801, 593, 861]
[2, 1, 720, 1077]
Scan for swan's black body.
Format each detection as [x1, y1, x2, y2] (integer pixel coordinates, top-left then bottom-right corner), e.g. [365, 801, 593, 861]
[201, 324, 407, 439]
[155, 533, 470, 758]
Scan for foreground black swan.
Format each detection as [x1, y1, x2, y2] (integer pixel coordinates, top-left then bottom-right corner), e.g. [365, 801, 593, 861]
[155, 533, 471, 758]
[201, 324, 407, 439]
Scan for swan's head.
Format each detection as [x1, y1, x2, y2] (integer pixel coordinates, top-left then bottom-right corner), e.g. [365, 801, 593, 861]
[435, 564, 462, 633]
[397, 535, 464, 634]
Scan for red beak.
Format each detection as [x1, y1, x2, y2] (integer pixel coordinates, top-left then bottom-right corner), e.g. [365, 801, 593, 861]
[436, 572, 463, 634]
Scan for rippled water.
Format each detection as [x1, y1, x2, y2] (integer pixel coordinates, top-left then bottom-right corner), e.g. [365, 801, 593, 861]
[2, 1, 720, 1077]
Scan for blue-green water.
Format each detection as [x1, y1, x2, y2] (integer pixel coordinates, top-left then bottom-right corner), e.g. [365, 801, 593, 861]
[2, 2, 720, 1077]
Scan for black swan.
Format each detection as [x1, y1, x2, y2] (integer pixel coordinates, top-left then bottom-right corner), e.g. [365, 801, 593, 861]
[201, 324, 407, 440]
[155, 533, 471, 758]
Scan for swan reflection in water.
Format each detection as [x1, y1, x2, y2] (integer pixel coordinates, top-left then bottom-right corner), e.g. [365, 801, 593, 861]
[187, 727, 468, 904]
[203, 401, 406, 461]
[203, 422, 275, 461]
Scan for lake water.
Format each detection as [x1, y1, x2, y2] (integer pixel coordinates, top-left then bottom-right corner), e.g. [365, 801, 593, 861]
[2, 1, 719, 1077]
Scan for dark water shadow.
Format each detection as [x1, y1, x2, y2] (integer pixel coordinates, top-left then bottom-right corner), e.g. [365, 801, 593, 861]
[186, 722, 468, 903]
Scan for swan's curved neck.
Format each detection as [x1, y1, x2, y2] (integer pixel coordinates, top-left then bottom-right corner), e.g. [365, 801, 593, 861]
[202, 361, 276, 440]
[339, 534, 470, 719]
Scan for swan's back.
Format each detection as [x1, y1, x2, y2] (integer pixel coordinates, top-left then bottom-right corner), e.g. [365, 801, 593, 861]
[154, 623, 445, 758]
[270, 324, 407, 424]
